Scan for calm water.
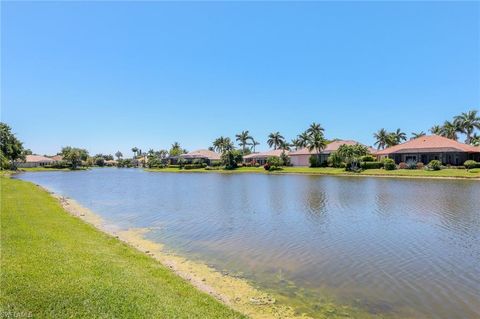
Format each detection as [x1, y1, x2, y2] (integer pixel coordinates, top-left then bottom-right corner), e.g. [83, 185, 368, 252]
[16, 168, 480, 318]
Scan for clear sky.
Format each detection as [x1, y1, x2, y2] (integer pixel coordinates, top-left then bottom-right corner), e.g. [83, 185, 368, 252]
[2, 1, 479, 156]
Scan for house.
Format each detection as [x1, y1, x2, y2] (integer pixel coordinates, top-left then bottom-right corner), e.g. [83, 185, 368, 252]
[177, 149, 221, 165]
[49, 155, 63, 161]
[243, 149, 287, 165]
[289, 140, 375, 167]
[375, 135, 480, 165]
[17, 155, 55, 168]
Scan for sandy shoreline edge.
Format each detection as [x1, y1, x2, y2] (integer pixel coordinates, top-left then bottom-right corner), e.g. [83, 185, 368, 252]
[45, 188, 309, 319]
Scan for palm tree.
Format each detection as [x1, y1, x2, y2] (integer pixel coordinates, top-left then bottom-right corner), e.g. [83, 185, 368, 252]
[131, 147, 138, 158]
[235, 130, 252, 153]
[373, 128, 390, 150]
[471, 133, 480, 146]
[212, 136, 233, 153]
[306, 132, 327, 161]
[430, 125, 442, 135]
[267, 132, 285, 150]
[297, 131, 310, 148]
[391, 128, 407, 144]
[411, 131, 426, 139]
[441, 121, 459, 140]
[115, 151, 123, 160]
[454, 110, 480, 144]
[148, 149, 155, 156]
[290, 138, 301, 150]
[249, 139, 260, 153]
[307, 122, 324, 136]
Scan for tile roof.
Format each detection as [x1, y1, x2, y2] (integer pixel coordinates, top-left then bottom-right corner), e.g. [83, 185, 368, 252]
[243, 149, 288, 159]
[25, 155, 55, 163]
[180, 149, 221, 160]
[375, 135, 480, 155]
[290, 140, 372, 156]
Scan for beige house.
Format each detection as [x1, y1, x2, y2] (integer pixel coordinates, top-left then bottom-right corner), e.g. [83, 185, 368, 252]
[375, 135, 480, 165]
[243, 149, 287, 165]
[289, 140, 375, 167]
[17, 155, 55, 168]
[178, 149, 221, 164]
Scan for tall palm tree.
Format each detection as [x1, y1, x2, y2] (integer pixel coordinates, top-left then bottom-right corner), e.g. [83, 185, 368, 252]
[235, 130, 252, 153]
[410, 131, 426, 140]
[454, 110, 480, 144]
[115, 151, 123, 160]
[267, 132, 285, 150]
[250, 139, 260, 153]
[212, 136, 233, 153]
[441, 121, 459, 140]
[307, 132, 327, 160]
[290, 138, 301, 150]
[430, 125, 442, 135]
[471, 133, 480, 146]
[297, 131, 310, 148]
[131, 147, 138, 158]
[307, 122, 324, 136]
[391, 128, 407, 144]
[373, 129, 390, 150]
[171, 142, 180, 150]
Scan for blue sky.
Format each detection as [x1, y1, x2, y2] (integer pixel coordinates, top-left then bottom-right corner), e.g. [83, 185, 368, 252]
[2, 1, 479, 156]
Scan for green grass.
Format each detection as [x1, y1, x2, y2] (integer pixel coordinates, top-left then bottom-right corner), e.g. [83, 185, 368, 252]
[146, 166, 480, 179]
[0, 177, 244, 318]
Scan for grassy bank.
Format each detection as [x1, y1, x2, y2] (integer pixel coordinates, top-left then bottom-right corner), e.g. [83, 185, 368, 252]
[146, 166, 480, 179]
[0, 177, 244, 318]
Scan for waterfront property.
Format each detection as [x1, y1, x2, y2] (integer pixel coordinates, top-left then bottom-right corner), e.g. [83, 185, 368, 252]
[16, 155, 55, 168]
[289, 140, 376, 166]
[178, 149, 221, 165]
[243, 149, 287, 165]
[376, 135, 480, 165]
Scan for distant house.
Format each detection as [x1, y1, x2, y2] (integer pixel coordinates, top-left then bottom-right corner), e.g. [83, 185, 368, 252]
[289, 140, 375, 167]
[49, 155, 63, 161]
[17, 155, 55, 168]
[375, 135, 480, 165]
[178, 149, 221, 165]
[243, 149, 287, 165]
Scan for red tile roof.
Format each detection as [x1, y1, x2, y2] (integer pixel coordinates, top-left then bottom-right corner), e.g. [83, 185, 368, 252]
[376, 135, 480, 155]
[290, 140, 373, 156]
[243, 149, 287, 159]
[25, 155, 54, 163]
[180, 149, 221, 160]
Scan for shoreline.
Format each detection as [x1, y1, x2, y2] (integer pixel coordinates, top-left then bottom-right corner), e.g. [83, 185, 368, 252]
[48, 189, 308, 319]
[145, 167, 480, 181]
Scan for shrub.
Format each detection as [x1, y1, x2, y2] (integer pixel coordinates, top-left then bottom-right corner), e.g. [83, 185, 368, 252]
[327, 152, 343, 168]
[167, 165, 181, 169]
[266, 156, 282, 170]
[309, 155, 321, 168]
[428, 160, 442, 171]
[263, 163, 270, 171]
[383, 158, 396, 170]
[361, 155, 375, 162]
[406, 160, 417, 170]
[416, 162, 424, 170]
[183, 163, 205, 169]
[464, 160, 480, 169]
[192, 159, 204, 165]
[360, 161, 383, 169]
[280, 151, 291, 166]
[398, 162, 407, 169]
[210, 160, 222, 167]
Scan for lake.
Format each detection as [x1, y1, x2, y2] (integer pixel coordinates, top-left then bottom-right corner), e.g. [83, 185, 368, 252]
[15, 168, 480, 318]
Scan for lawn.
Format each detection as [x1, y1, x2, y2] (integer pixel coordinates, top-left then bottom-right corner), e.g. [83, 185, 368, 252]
[0, 177, 244, 318]
[146, 166, 480, 179]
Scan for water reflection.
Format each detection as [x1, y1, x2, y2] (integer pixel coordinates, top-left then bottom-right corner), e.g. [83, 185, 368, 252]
[16, 168, 480, 319]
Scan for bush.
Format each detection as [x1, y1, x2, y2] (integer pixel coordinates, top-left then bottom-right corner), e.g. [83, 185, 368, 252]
[210, 160, 222, 167]
[464, 160, 480, 169]
[263, 163, 270, 171]
[361, 155, 375, 162]
[266, 156, 282, 170]
[406, 160, 417, 170]
[416, 162, 424, 170]
[280, 151, 291, 166]
[383, 158, 396, 170]
[327, 152, 343, 168]
[360, 161, 383, 169]
[167, 165, 181, 169]
[309, 155, 321, 168]
[398, 162, 407, 169]
[427, 160, 442, 171]
[183, 163, 206, 169]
